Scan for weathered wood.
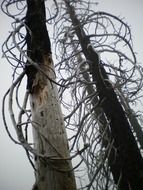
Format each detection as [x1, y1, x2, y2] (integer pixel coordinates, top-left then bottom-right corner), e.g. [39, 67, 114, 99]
[25, 0, 77, 189]
[30, 57, 76, 190]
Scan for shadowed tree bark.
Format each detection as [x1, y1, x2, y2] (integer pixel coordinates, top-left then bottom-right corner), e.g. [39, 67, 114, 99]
[62, 0, 143, 189]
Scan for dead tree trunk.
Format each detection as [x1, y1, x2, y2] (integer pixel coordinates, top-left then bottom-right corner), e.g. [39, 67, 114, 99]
[117, 87, 143, 150]
[71, 41, 109, 148]
[25, 1, 77, 190]
[64, 0, 143, 189]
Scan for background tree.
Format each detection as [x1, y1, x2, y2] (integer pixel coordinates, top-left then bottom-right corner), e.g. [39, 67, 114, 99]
[53, 0, 143, 189]
[2, 0, 143, 190]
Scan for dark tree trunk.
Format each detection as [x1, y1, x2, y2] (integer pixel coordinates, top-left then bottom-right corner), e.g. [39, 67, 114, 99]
[64, 0, 143, 189]
[25, 0, 51, 92]
[88, 46, 143, 189]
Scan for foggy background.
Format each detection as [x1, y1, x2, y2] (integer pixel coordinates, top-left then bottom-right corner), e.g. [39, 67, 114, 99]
[0, 0, 143, 189]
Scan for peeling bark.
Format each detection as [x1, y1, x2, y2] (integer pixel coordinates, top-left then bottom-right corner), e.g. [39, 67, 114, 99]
[25, 1, 77, 189]
[25, 0, 51, 92]
[30, 57, 76, 190]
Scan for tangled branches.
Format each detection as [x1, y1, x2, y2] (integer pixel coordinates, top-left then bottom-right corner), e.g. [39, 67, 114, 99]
[2, 0, 143, 189]
[1, 0, 60, 171]
[1, 0, 34, 166]
[53, 0, 143, 189]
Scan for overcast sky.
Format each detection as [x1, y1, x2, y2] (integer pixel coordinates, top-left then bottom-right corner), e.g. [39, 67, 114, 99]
[0, 0, 143, 190]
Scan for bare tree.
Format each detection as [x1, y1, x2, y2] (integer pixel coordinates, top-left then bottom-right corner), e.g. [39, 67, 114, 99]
[2, 0, 143, 190]
[53, 0, 143, 189]
[1, 0, 76, 190]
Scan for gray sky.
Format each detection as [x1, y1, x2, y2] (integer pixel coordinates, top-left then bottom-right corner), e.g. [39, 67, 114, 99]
[0, 0, 143, 190]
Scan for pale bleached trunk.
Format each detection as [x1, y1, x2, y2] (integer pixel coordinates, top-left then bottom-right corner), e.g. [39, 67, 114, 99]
[30, 56, 77, 190]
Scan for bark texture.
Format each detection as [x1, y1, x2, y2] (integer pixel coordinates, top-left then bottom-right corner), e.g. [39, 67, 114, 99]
[30, 58, 76, 190]
[25, 1, 77, 190]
